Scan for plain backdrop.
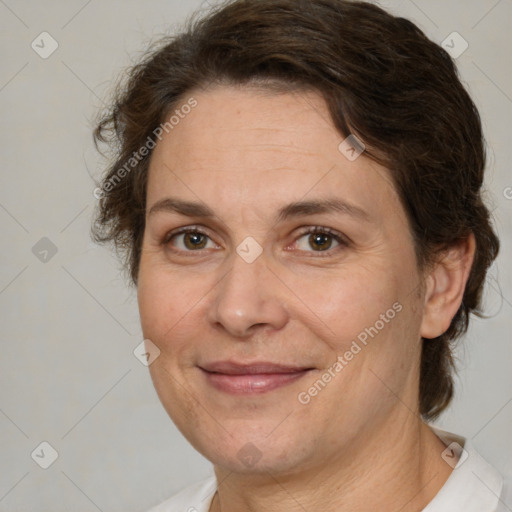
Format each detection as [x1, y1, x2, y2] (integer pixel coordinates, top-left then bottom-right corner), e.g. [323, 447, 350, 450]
[0, 1, 511, 511]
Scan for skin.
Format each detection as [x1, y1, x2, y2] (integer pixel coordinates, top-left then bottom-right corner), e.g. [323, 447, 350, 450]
[137, 85, 475, 511]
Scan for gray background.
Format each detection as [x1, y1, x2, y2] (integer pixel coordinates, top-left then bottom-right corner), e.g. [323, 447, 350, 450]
[0, 0, 511, 511]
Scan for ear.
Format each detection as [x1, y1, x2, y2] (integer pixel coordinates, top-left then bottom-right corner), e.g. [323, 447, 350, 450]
[420, 234, 476, 339]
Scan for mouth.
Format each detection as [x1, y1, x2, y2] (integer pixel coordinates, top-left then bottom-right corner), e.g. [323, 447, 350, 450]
[199, 361, 314, 395]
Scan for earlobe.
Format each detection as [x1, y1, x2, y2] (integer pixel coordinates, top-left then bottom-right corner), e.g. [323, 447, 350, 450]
[420, 234, 476, 339]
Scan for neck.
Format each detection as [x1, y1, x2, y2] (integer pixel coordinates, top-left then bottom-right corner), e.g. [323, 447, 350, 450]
[210, 418, 453, 512]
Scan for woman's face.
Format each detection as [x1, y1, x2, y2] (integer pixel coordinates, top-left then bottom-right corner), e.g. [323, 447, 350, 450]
[138, 86, 428, 475]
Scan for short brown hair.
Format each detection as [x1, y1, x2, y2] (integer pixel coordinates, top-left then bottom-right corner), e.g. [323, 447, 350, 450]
[92, 0, 499, 420]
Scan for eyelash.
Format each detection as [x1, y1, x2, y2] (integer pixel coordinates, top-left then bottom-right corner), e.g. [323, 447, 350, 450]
[162, 225, 349, 256]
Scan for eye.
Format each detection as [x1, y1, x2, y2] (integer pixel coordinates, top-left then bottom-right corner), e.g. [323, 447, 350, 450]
[293, 227, 347, 253]
[164, 227, 217, 251]
[163, 225, 348, 255]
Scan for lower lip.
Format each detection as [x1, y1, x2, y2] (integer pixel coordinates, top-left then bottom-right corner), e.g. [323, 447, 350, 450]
[201, 369, 311, 395]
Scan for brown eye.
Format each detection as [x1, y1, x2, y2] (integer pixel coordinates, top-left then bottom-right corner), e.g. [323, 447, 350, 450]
[308, 232, 334, 251]
[182, 232, 208, 250]
[294, 227, 347, 254]
[165, 228, 215, 251]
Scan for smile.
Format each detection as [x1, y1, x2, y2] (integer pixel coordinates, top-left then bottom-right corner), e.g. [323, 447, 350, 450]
[199, 362, 314, 395]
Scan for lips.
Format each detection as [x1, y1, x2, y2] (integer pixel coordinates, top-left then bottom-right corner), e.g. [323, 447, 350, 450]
[199, 361, 313, 395]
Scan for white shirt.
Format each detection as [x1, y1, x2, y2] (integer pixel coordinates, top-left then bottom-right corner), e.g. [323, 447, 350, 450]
[146, 429, 509, 512]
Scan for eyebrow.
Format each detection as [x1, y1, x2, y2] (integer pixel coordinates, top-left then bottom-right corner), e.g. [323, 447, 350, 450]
[148, 197, 370, 222]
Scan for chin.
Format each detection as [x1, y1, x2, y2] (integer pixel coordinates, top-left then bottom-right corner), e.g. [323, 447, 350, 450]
[187, 424, 315, 476]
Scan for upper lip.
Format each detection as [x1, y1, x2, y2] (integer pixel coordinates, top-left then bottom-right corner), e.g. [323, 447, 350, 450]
[200, 361, 313, 375]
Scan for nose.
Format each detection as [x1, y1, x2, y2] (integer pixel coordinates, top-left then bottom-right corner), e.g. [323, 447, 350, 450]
[208, 250, 289, 338]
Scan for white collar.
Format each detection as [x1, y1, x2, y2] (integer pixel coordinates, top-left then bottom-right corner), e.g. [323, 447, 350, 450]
[422, 426, 504, 511]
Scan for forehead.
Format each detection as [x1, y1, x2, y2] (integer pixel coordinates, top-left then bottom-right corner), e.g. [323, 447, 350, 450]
[146, 85, 400, 223]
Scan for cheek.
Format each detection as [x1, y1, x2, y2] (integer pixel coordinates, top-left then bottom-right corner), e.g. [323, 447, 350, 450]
[137, 272, 169, 340]
[137, 258, 215, 355]
[301, 265, 404, 350]
[137, 263, 210, 431]
[138, 246, 185, 327]
[300, 259, 423, 410]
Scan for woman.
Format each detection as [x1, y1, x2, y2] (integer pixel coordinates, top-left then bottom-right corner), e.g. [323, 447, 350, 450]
[92, 0, 507, 510]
